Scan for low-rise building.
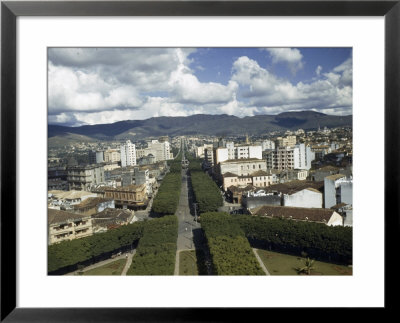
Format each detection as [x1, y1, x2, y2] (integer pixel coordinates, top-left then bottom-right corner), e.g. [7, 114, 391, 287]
[219, 158, 267, 177]
[226, 185, 254, 204]
[48, 208, 93, 245]
[251, 170, 274, 188]
[242, 191, 281, 209]
[103, 162, 120, 171]
[331, 203, 353, 227]
[72, 197, 115, 216]
[91, 208, 136, 233]
[283, 188, 322, 209]
[48, 190, 98, 210]
[309, 165, 340, 181]
[271, 169, 308, 183]
[103, 184, 148, 210]
[67, 164, 105, 191]
[137, 154, 156, 165]
[264, 180, 324, 208]
[222, 170, 273, 191]
[250, 205, 343, 226]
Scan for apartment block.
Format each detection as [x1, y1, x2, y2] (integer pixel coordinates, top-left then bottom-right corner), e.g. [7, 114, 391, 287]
[67, 164, 105, 191]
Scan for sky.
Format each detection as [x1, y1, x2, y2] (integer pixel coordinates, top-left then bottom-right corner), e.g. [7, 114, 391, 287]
[48, 47, 352, 127]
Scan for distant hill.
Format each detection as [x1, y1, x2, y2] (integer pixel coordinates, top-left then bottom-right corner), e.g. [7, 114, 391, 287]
[48, 111, 352, 141]
[48, 133, 97, 148]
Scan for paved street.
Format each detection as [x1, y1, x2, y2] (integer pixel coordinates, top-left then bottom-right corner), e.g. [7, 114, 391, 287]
[176, 168, 199, 251]
[66, 251, 136, 276]
[121, 250, 136, 275]
[175, 138, 200, 251]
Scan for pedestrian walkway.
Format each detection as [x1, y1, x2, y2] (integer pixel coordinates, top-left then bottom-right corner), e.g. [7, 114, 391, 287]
[174, 250, 180, 275]
[252, 248, 270, 275]
[121, 250, 136, 275]
[66, 254, 127, 275]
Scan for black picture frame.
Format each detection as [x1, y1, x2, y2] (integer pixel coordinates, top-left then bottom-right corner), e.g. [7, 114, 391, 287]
[1, 0, 398, 321]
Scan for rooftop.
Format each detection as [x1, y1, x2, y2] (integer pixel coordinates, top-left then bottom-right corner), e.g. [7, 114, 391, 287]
[103, 183, 146, 192]
[48, 190, 96, 200]
[250, 205, 337, 223]
[220, 158, 262, 164]
[314, 165, 339, 172]
[48, 208, 90, 225]
[325, 174, 346, 181]
[222, 172, 238, 178]
[227, 184, 255, 193]
[251, 170, 270, 177]
[73, 197, 113, 210]
[91, 208, 134, 227]
[264, 180, 324, 195]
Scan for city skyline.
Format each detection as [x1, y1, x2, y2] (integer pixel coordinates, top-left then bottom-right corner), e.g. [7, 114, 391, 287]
[48, 47, 352, 127]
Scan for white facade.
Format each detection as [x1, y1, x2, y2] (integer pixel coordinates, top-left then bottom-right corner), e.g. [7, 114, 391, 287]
[120, 140, 137, 167]
[147, 140, 172, 162]
[215, 147, 229, 164]
[262, 139, 275, 151]
[293, 143, 315, 170]
[324, 175, 353, 208]
[337, 179, 353, 205]
[226, 142, 236, 160]
[220, 159, 267, 177]
[195, 144, 213, 158]
[104, 149, 121, 163]
[327, 212, 345, 226]
[96, 151, 104, 163]
[252, 173, 273, 187]
[236, 145, 262, 160]
[283, 188, 323, 208]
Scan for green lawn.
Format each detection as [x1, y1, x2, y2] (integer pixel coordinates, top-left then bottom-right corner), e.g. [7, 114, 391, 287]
[80, 259, 127, 276]
[179, 250, 207, 275]
[256, 249, 352, 276]
[179, 250, 198, 275]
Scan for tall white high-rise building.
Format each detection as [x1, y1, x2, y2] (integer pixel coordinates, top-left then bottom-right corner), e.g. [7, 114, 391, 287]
[293, 143, 315, 170]
[226, 142, 236, 160]
[120, 140, 137, 167]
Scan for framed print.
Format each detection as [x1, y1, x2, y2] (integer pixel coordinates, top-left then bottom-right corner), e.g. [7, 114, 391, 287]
[1, 0, 399, 321]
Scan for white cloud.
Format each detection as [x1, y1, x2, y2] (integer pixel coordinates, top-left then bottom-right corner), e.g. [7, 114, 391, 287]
[48, 48, 238, 125]
[48, 48, 352, 126]
[48, 62, 142, 114]
[231, 55, 352, 114]
[316, 65, 323, 76]
[264, 48, 304, 74]
[168, 49, 238, 104]
[215, 93, 258, 117]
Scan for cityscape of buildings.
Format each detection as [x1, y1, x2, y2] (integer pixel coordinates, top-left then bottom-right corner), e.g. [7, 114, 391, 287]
[48, 123, 352, 275]
[47, 47, 353, 276]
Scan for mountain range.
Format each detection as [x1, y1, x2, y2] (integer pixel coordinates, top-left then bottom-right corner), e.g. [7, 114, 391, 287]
[48, 111, 352, 144]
